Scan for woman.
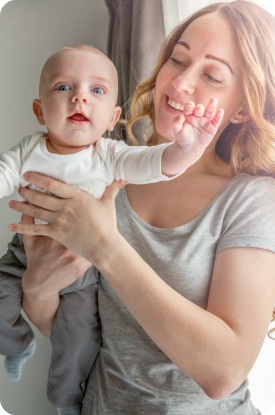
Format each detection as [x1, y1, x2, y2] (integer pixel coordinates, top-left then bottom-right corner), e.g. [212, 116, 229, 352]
[9, 1, 275, 414]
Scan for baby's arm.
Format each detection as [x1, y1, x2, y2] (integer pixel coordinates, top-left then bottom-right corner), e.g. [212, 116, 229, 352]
[100, 101, 222, 185]
[0, 140, 26, 198]
[161, 98, 224, 176]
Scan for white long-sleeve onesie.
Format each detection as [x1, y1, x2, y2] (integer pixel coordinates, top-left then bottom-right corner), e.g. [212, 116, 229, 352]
[0, 131, 177, 199]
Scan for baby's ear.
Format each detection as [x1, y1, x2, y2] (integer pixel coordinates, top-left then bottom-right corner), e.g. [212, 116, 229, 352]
[33, 99, 45, 125]
[107, 106, 121, 132]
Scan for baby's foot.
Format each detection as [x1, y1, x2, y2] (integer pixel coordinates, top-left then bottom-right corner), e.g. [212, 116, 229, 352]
[4, 338, 36, 381]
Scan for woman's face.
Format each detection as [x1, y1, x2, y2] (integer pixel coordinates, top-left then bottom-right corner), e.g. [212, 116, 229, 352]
[154, 12, 247, 142]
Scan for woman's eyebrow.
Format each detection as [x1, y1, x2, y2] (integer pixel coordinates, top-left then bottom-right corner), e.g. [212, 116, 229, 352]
[176, 41, 234, 74]
[205, 54, 234, 74]
[176, 41, 190, 50]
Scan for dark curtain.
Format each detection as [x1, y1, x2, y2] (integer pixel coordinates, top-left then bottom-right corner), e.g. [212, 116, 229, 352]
[105, 0, 165, 142]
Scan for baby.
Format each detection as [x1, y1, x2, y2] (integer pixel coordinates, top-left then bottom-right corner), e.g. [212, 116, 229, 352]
[0, 45, 222, 415]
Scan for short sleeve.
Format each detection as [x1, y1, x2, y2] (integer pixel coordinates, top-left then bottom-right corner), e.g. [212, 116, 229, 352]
[217, 176, 275, 253]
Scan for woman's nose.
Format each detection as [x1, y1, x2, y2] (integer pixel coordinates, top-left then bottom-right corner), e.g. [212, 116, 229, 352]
[171, 68, 196, 95]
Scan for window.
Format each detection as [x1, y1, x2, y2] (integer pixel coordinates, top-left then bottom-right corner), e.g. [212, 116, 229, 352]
[162, 0, 275, 36]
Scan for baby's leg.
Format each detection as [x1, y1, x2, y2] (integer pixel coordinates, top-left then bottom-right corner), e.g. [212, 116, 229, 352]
[0, 234, 35, 381]
[47, 269, 100, 412]
[4, 338, 36, 381]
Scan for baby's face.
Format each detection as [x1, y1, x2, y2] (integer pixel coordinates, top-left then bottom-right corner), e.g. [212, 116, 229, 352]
[34, 48, 120, 152]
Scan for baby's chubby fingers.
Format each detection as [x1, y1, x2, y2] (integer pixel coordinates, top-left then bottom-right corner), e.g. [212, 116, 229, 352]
[203, 97, 218, 119]
[102, 180, 126, 200]
[172, 114, 186, 136]
[193, 103, 205, 117]
[183, 101, 195, 115]
[211, 107, 224, 129]
[182, 98, 220, 119]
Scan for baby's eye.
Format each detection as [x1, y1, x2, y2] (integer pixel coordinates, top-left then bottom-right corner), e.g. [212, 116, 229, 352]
[91, 86, 105, 95]
[57, 84, 71, 91]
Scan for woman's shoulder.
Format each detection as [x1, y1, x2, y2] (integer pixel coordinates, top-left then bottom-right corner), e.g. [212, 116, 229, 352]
[214, 173, 275, 219]
[216, 174, 275, 252]
[232, 172, 275, 184]
[223, 173, 275, 198]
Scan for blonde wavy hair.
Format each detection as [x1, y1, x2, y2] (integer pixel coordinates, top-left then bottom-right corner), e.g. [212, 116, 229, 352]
[124, 0, 275, 178]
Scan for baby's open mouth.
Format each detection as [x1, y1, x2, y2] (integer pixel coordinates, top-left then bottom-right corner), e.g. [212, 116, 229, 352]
[69, 113, 89, 121]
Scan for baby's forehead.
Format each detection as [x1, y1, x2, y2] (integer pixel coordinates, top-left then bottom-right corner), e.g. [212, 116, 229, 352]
[41, 49, 116, 86]
[43, 48, 114, 75]
[39, 47, 118, 97]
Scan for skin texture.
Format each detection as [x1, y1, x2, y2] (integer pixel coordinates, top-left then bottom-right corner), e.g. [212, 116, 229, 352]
[8, 12, 275, 401]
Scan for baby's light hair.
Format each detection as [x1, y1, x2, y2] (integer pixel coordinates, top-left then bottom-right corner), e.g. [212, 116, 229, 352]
[38, 44, 117, 97]
[60, 44, 104, 55]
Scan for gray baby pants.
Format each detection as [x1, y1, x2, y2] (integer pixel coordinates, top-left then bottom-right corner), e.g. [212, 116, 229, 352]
[0, 233, 101, 408]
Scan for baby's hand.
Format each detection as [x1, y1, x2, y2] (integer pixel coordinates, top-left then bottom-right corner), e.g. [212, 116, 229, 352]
[173, 98, 224, 151]
[161, 98, 224, 176]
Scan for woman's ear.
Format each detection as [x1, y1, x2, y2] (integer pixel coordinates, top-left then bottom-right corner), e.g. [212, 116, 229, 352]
[230, 105, 250, 124]
[33, 99, 45, 125]
[107, 106, 122, 132]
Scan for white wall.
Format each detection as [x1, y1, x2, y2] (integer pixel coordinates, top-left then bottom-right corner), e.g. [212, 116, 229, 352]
[161, 0, 275, 36]
[0, 1, 109, 414]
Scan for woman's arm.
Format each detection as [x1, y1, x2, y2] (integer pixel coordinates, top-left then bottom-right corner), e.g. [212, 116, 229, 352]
[21, 213, 92, 337]
[89, 235, 275, 399]
[9, 173, 275, 398]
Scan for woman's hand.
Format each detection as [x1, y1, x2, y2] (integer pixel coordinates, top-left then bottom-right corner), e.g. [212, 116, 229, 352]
[20, 213, 92, 336]
[21, 214, 92, 296]
[9, 173, 125, 265]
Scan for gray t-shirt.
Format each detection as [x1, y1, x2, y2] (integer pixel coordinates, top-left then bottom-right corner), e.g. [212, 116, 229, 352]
[82, 173, 275, 415]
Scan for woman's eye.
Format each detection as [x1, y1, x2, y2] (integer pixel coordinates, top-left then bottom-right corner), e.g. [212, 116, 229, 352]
[91, 86, 105, 95]
[57, 85, 70, 91]
[204, 74, 222, 84]
[170, 57, 187, 67]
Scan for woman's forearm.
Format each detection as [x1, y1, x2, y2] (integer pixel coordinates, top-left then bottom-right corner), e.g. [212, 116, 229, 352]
[90, 235, 232, 394]
[19, 229, 92, 338]
[22, 232, 233, 391]
[22, 270, 60, 337]
[22, 291, 59, 338]
[92, 234, 273, 399]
